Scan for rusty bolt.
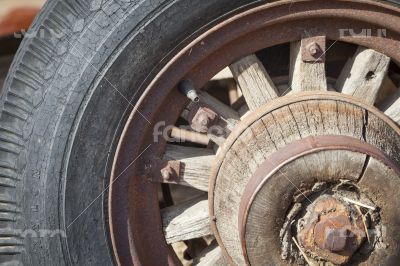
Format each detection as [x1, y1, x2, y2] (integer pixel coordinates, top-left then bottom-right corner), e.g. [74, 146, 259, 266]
[324, 228, 349, 252]
[191, 107, 218, 133]
[160, 165, 174, 180]
[298, 196, 366, 264]
[313, 214, 354, 253]
[314, 221, 352, 253]
[197, 112, 211, 126]
[307, 42, 321, 57]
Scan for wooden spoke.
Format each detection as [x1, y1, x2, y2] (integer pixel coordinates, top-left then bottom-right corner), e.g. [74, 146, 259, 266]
[209, 68, 239, 104]
[335, 47, 390, 104]
[198, 91, 240, 122]
[228, 81, 240, 105]
[211, 67, 233, 80]
[375, 75, 397, 106]
[230, 54, 279, 111]
[289, 40, 328, 92]
[162, 145, 213, 191]
[384, 90, 400, 125]
[207, 130, 227, 146]
[161, 195, 212, 244]
[193, 243, 228, 266]
[170, 127, 210, 146]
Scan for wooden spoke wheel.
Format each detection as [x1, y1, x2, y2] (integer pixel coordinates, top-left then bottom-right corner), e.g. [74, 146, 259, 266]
[108, 1, 400, 265]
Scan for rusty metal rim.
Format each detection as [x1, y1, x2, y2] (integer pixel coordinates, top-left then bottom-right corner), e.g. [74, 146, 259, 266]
[237, 135, 400, 265]
[107, 1, 400, 265]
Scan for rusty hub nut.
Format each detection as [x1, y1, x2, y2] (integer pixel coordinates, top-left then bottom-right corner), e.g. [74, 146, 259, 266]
[313, 214, 355, 254]
[191, 107, 219, 133]
[298, 196, 366, 264]
[324, 228, 349, 252]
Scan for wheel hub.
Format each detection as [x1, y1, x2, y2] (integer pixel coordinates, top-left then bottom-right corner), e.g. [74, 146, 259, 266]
[209, 92, 400, 265]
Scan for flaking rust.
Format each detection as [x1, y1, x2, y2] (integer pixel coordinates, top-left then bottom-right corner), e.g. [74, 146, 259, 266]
[298, 196, 366, 264]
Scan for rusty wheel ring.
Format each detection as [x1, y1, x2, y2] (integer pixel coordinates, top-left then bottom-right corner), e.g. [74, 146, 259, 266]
[238, 135, 400, 265]
[108, 1, 400, 265]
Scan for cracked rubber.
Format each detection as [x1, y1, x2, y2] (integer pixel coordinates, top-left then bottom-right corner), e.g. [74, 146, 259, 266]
[0, 0, 399, 265]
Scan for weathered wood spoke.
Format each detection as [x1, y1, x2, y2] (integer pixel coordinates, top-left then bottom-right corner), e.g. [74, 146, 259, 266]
[384, 92, 400, 125]
[170, 126, 210, 146]
[161, 195, 212, 244]
[198, 91, 240, 122]
[336, 46, 390, 104]
[162, 145, 213, 191]
[230, 54, 279, 111]
[289, 40, 328, 92]
[193, 243, 228, 266]
[376, 75, 397, 106]
[211, 67, 233, 81]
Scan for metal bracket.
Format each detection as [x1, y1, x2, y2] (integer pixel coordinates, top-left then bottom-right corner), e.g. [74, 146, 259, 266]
[187, 104, 219, 133]
[301, 36, 326, 63]
[146, 158, 182, 184]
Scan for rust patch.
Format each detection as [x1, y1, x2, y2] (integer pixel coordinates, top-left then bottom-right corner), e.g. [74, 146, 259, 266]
[187, 105, 219, 133]
[301, 36, 326, 62]
[298, 196, 366, 264]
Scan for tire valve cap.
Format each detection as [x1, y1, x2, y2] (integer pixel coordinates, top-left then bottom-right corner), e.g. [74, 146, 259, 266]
[178, 79, 200, 102]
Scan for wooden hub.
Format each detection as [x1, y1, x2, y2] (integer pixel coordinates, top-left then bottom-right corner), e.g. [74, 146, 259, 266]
[209, 92, 400, 265]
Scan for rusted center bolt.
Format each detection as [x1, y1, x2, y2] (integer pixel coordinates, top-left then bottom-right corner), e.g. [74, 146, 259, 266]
[324, 228, 349, 252]
[298, 196, 366, 264]
[313, 215, 354, 254]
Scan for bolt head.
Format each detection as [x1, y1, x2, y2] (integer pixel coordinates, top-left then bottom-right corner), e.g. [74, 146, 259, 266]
[323, 228, 349, 252]
[190, 107, 218, 133]
[196, 113, 211, 126]
[308, 43, 320, 56]
[313, 214, 355, 253]
[161, 166, 173, 180]
[298, 196, 366, 264]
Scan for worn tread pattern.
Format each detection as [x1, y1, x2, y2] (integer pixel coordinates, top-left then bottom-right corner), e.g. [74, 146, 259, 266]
[1, 0, 192, 263]
[0, 0, 95, 263]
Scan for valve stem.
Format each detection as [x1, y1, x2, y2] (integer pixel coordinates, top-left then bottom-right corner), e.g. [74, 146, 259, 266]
[178, 79, 200, 102]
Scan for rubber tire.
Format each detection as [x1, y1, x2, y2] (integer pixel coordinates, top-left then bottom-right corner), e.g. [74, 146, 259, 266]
[0, 0, 399, 265]
[0, 0, 266, 265]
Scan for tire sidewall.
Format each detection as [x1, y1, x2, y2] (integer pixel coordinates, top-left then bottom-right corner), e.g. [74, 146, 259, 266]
[9, 0, 263, 265]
